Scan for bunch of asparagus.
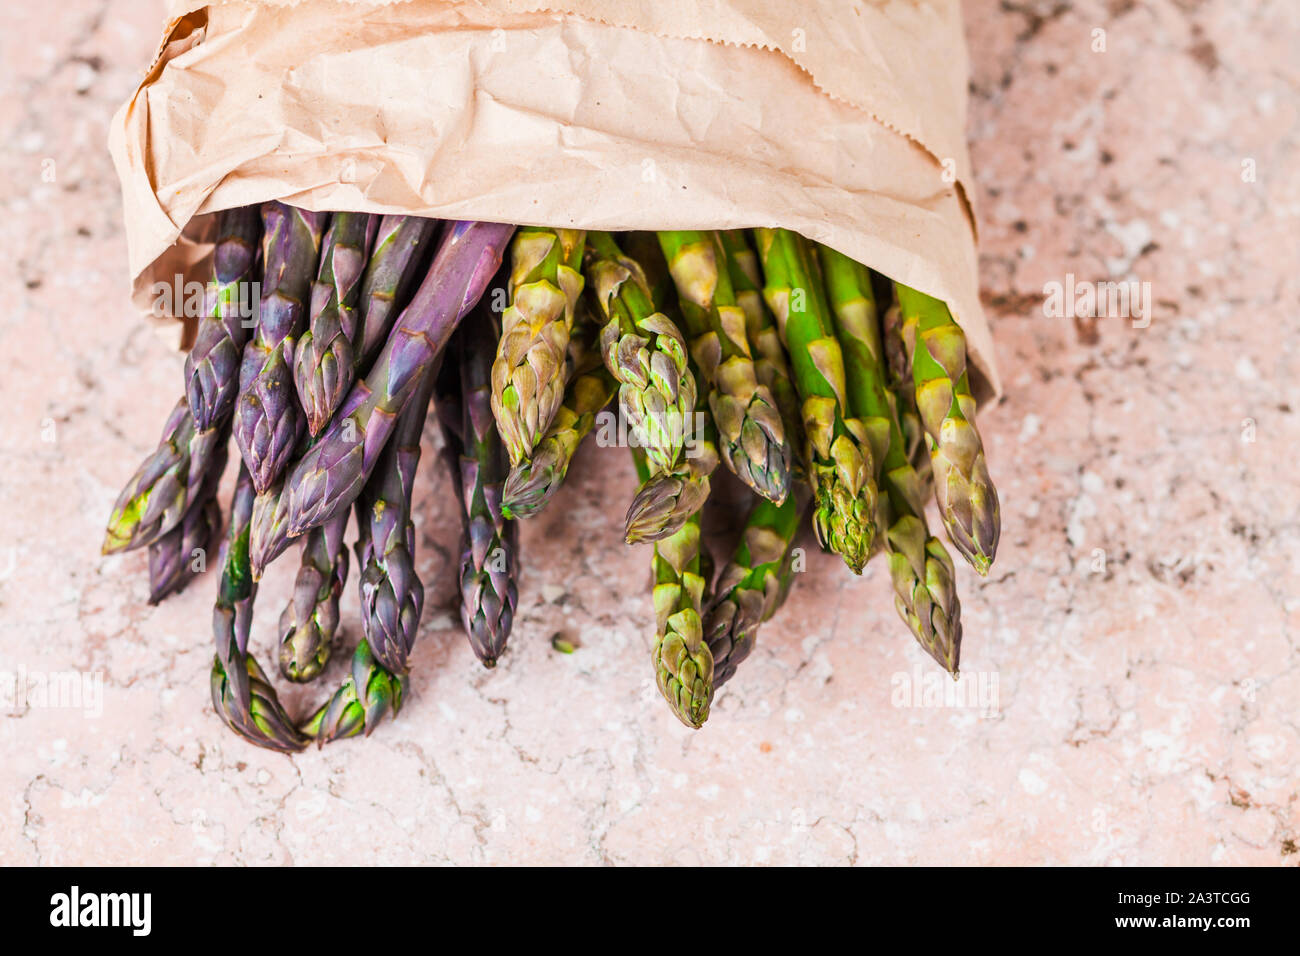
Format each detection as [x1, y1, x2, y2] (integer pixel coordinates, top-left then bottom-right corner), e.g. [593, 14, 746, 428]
[103, 203, 1000, 749]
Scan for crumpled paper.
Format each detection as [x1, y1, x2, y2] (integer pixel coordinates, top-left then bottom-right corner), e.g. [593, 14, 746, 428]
[110, 0, 998, 397]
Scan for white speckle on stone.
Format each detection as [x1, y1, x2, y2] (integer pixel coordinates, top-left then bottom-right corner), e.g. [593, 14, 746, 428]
[1234, 357, 1258, 381]
[695, 784, 720, 801]
[1019, 769, 1048, 795]
[1066, 491, 1096, 548]
[1081, 471, 1104, 494]
[1018, 413, 1040, 443]
[784, 708, 804, 723]
[255, 768, 270, 785]
[73, 62, 96, 93]
[524, 805, 541, 822]
[1103, 219, 1152, 276]
[540, 584, 565, 603]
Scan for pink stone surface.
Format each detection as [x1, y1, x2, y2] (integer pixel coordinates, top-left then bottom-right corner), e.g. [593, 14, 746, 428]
[1, 0, 1297, 865]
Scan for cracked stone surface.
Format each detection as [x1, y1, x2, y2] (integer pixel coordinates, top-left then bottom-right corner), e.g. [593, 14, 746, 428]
[1, 0, 1297, 865]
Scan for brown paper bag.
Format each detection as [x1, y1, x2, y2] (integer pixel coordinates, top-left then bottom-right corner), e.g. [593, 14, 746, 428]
[109, 0, 998, 398]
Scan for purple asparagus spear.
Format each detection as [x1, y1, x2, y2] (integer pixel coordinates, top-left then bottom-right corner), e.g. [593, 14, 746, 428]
[232, 202, 328, 493]
[293, 213, 378, 436]
[184, 207, 262, 431]
[355, 367, 437, 675]
[283, 220, 515, 537]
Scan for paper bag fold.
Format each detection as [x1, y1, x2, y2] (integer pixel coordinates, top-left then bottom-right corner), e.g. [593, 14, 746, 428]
[113, 0, 999, 397]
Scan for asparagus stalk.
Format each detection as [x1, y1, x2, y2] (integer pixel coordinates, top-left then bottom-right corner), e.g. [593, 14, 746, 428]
[880, 299, 930, 481]
[491, 228, 586, 466]
[635, 452, 713, 729]
[277, 511, 349, 683]
[355, 359, 437, 676]
[102, 397, 228, 554]
[293, 213, 378, 436]
[209, 465, 306, 753]
[583, 232, 698, 475]
[704, 485, 810, 694]
[184, 207, 263, 431]
[446, 310, 519, 668]
[755, 229, 876, 572]
[232, 202, 329, 493]
[283, 221, 515, 537]
[719, 230, 803, 473]
[299, 639, 408, 743]
[354, 216, 441, 373]
[500, 307, 617, 518]
[894, 283, 1001, 574]
[657, 231, 791, 502]
[823, 251, 962, 672]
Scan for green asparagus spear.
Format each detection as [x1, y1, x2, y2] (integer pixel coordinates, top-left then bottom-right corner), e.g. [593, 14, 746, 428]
[894, 283, 1000, 574]
[624, 409, 719, 544]
[755, 229, 875, 572]
[880, 299, 931, 480]
[634, 451, 713, 729]
[491, 228, 586, 466]
[704, 485, 810, 694]
[822, 251, 962, 672]
[719, 230, 803, 470]
[584, 232, 698, 475]
[500, 307, 618, 518]
[657, 231, 791, 502]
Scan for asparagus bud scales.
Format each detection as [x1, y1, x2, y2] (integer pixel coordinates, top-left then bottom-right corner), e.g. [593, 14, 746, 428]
[720, 230, 803, 474]
[755, 228, 875, 573]
[447, 310, 517, 671]
[894, 283, 1000, 575]
[185, 206, 263, 431]
[705, 486, 809, 697]
[634, 451, 713, 729]
[102, 397, 228, 555]
[492, 227, 586, 467]
[284, 220, 515, 537]
[657, 230, 791, 504]
[822, 249, 962, 672]
[357, 358, 437, 676]
[210, 465, 307, 753]
[501, 308, 618, 518]
[294, 212, 377, 436]
[233, 202, 329, 493]
[584, 231, 698, 475]
[277, 511, 349, 683]
[300, 639, 408, 743]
